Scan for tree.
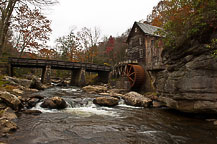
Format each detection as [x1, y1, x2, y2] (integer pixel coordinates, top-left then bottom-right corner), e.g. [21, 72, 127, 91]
[77, 27, 101, 63]
[147, 1, 169, 27]
[13, 4, 52, 57]
[56, 30, 81, 61]
[97, 30, 128, 65]
[0, 0, 17, 57]
[106, 36, 114, 54]
[147, 0, 217, 49]
[0, 0, 57, 57]
[38, 48, 57, 59]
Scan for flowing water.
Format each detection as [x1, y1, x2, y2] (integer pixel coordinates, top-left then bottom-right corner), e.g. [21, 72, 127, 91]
[2, 87, 217, 144]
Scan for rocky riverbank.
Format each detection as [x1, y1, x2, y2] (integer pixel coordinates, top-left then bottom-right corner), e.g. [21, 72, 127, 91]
[0, 76, 50, 137]
[1, 74, 217, 139]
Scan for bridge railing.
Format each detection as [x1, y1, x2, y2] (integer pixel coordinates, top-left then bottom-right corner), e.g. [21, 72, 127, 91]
[8, 57, 112, 71]
[0, 57, 8, 63]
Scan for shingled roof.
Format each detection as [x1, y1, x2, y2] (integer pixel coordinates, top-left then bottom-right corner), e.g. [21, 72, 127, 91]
[127, 22, 162, 42]
[136, 22, 161, 36]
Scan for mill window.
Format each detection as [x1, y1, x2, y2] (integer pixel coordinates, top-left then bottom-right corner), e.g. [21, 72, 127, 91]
[129, 41, 133, 47]
[151, 40, 155, 47]
[139, 38, 142, 45]
[139, 49, 143, 58]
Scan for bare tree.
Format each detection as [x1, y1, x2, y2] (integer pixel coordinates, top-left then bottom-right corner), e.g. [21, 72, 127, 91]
[77, 27, 101, 63]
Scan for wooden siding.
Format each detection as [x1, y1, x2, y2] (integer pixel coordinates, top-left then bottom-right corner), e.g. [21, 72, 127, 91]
[127, 24, 146, 62]
[126, 23, 164, 70]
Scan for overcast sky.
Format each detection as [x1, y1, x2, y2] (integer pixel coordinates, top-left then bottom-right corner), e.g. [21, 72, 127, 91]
[45, 0, 160, 46]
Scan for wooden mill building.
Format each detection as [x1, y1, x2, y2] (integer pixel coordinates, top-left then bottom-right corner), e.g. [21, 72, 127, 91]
[126, 22, 164, 70]
[113, 22, 165, 91]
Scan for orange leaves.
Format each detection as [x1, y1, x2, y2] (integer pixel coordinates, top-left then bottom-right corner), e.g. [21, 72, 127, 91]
[147, 0, 196, 27]
[55, 30, 81, 62]
[12, 3, 52, 57]
[38, 48, 57, 59]
[147, 0, 217, 49]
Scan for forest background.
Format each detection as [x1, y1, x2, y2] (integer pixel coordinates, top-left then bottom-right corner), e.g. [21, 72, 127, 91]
[0, 0, 216, 78]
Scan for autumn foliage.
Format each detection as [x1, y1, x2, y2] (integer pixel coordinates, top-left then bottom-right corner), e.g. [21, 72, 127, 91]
[0, 0, 57, 57]
[147, 0, 217, 49]
[13, 4, 52, 57]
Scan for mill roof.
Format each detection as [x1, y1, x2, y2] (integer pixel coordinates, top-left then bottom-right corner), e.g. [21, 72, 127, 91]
[127, 22, 162, 42]
[136, 22, 161, 36]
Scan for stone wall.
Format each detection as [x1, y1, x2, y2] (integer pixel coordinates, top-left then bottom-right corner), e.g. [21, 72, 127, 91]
[113, 77, 131, 90]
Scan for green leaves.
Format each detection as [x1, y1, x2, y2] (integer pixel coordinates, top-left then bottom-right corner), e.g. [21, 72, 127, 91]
[148, 0, 217, 50]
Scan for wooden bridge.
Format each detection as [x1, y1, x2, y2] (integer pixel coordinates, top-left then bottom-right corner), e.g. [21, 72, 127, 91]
[8, 57, 112, 85]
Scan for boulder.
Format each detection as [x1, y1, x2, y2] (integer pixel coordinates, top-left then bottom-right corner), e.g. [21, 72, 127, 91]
[158, 97, 217, 113]
[25, 88, 39, 92]
[93, 96, 119, 107]
[144, 92, 159, 101]
[3, 76, 31, 88]
[122, 92, 152, 107]
[99, 93, 110, 96]
[22, 110, 42, 115]
[30, 77, 45, 90]
[27, 98, 40, 108]
[108, 89, 128, 95]
[0, 91, 21, 111]
[0, 103, 7, 110]
[0, 107, 17, 135]
[1, 107, 17, 120]
[56, 80, 68, 87]
[152, 101, 166, 108]
[30, 95, 44, 100]
[12, 89, 24, 94]
[82, 85, 107, 94]
[41, 97, 67, 109]
[0, 119, 17, 133]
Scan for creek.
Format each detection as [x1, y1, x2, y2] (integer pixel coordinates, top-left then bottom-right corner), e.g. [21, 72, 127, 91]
[2, 87, 217, 144]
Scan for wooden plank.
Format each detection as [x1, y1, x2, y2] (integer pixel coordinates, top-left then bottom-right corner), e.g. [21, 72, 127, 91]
[7, 57, 112, 72]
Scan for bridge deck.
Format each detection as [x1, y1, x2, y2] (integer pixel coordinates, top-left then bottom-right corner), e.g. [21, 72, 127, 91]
[8, 57, 111, 72]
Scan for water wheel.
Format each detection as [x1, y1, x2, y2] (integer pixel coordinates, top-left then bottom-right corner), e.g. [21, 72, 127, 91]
[125, 64, 145, 88]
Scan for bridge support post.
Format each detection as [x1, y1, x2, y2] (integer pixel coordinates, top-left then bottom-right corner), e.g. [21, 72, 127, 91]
[41, 65, 51, 84]
[8, 64, 13, 77]
[70, 69, 86, 86]
[97, 71, 110, 83]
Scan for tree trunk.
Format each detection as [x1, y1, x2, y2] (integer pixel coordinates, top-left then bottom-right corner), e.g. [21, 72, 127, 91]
[0, 0, 18, 57]
[19, 45, 26, 58]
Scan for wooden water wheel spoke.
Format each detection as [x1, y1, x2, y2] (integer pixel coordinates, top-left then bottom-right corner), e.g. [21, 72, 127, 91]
[128, 76, 134, 82]
[126, 68, 129, 75]
[129, 66, 132, 73]
[129, 72, 135, 77]
[121, 66, 125, 76]
[123, 65, 127, 76]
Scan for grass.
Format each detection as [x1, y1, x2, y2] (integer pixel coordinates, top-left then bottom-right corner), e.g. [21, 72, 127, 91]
[0, 110, 4, 117]
[0, 75, 9, 89]
[144, 92, 158, 96]
[86, 73, 98, 85]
